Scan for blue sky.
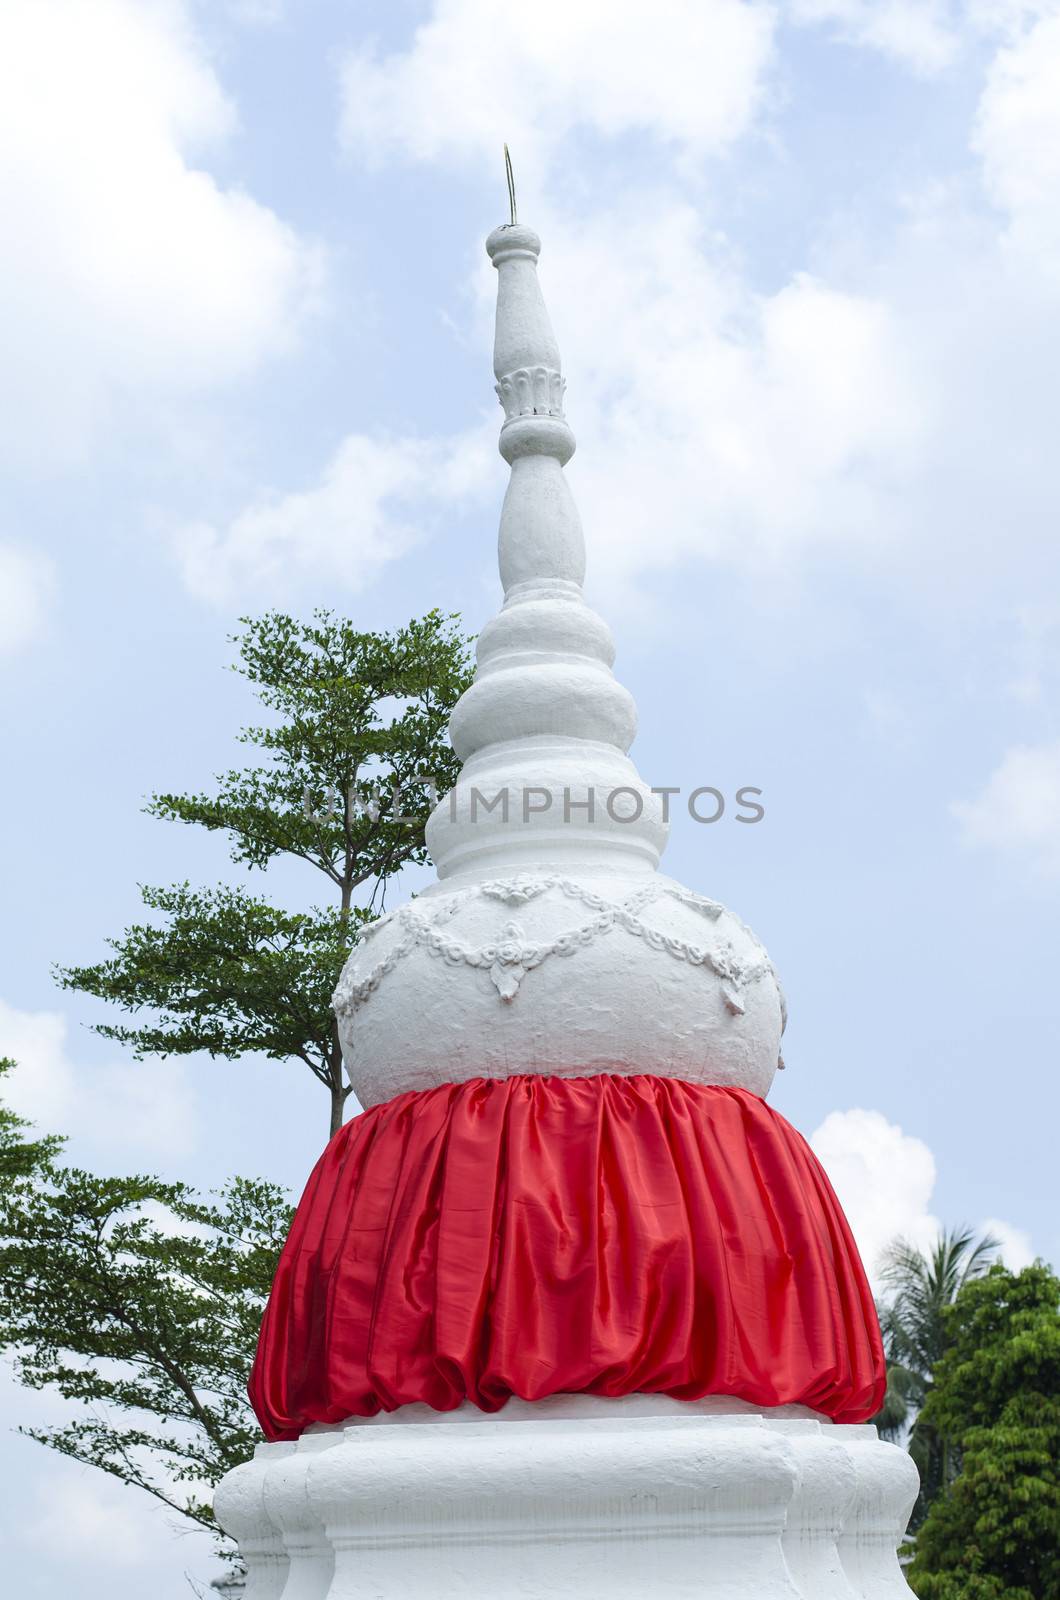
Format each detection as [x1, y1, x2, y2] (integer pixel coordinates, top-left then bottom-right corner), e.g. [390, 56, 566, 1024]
[2, 0, 1059, 1592]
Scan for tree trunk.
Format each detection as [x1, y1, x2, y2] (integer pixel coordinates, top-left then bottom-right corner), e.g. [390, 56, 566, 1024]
[328, 1083, 345, 1141]
[328, 1029, 349, 1140]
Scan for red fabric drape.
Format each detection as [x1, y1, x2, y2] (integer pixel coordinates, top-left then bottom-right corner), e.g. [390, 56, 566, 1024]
[250, 1075, 884, 1440]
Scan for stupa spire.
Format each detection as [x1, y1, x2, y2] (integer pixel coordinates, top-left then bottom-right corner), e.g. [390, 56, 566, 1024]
[488, 221, 579, 586]
[337, 207, 785, 1107]
[426, 215, 667, 878]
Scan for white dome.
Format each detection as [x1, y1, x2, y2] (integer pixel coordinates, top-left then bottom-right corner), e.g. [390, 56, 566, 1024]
[335, 867, 784, 1108]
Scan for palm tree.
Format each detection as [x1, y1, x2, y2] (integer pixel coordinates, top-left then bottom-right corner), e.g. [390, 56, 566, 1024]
[874, 1225, 998, 1527]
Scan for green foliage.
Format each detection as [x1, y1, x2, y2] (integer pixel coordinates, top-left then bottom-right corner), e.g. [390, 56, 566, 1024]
[57, 886, 371, 1093]
[909, 1263, 1060, 1600]
[874, 1225, 999, 1525]
[0, 1094, 290, 1551]
[0, 1058, 63, 1181]
[911, 1579, 1026, 1600]
[147, 608, 470, 888]
[57, 610, 474, 1137]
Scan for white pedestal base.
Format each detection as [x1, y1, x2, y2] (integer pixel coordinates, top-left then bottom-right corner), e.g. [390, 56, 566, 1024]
[215, 1396, 917, 1599]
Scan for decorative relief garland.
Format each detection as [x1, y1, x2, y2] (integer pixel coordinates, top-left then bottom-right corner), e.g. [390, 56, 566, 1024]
[333, 874, 778, 1016]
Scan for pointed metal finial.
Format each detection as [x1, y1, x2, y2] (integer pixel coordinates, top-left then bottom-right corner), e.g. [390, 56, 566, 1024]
[503, 143, 517, 226]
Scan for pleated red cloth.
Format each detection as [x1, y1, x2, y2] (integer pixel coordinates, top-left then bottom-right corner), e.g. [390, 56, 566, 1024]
[250, 1075, 884, 1440]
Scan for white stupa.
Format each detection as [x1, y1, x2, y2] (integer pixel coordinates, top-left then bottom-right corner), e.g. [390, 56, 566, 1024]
[215, 201, 917, 1598]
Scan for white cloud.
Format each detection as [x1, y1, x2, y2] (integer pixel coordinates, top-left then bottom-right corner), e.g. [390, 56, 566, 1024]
[539, 201, 925, 591]
[18, 1457, 215, 1574]
[177, 194, 925, 604]
[0, 0, 321, 467]
[320, 2, 1060, 623]
[811, 1107, 941, 1281]
[177, 422, 495, 603]
[329, 0, 931, 602]
[0, 544, 53, 655]
[785, 1, 1060, 73]
[24, 1475, 158, 1568]
[810, 1106, 1034, 1283]
[974, 10, 1060, 279]
[0, 998, 195, 1158]
[61, 0, 1034, 625]
[952, 741, 1060, 875]
[339, 0, 776, 177]
[2, 1369, 217, 1595]
[981, 1215, 1035, 1269]
[786, 0, 960, 74]
[966, 1, 1060, 41]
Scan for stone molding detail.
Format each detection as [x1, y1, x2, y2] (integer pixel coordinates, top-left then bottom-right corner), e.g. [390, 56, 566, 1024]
[215, 1407, 918, 1599]
[333, 875, 775, 1014]
[495, 363, 566, 421]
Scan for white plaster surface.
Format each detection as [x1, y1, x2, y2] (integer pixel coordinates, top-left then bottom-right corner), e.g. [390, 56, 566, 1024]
[336, 866, 784, 1106]
[215, 1400, 918, 1598]
[334, 222, 785, 1107]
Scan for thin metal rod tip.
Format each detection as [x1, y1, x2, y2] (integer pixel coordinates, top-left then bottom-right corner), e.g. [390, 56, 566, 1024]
[503, 143, 517, 227]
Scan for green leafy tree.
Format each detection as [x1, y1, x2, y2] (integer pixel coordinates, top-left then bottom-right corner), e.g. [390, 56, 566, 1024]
[874, 1225, 998, 1526]
[0, 1067, 291, 1563]
[909, 1263, 1060, 1600]
[58, 610, 474, 1137]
